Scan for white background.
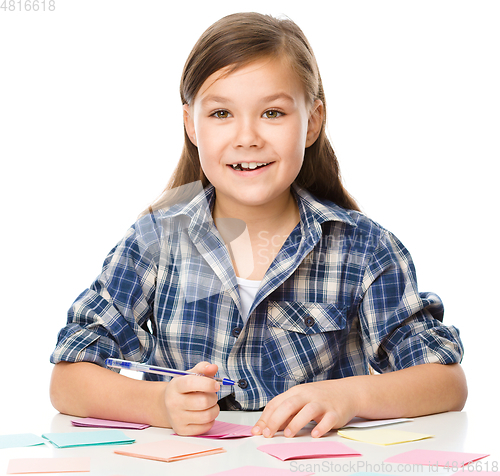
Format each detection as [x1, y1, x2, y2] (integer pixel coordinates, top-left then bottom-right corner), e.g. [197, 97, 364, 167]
[1, 0, 498, 435]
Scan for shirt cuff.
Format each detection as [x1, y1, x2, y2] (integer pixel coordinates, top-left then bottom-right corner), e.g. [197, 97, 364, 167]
[50, 324, 121, 367]
[386, 324, 464, 370]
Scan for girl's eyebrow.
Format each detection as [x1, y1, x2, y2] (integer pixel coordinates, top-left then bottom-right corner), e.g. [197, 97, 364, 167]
[201, 94, 230, 102]
[200, 95, 231, 106]
[200, 92, 296, 106]
[260, 93, 296, 104]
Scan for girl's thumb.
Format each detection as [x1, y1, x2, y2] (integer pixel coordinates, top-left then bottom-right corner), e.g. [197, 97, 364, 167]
[190, 361, 218, 378]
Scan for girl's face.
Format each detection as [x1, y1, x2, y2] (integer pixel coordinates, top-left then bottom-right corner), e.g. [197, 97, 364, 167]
[183, 58, 323, 213]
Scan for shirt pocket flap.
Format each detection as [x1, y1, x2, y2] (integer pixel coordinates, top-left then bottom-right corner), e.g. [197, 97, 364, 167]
[267, 301, 346, 335]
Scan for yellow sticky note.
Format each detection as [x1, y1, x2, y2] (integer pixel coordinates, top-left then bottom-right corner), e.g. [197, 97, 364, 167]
[338, 428, 433, 446]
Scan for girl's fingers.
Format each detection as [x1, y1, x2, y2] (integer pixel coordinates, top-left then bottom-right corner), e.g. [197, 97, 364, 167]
[282, 403, 320, 438]
[174, 407, 219, 436]
[177, 422, 214, 436]
[172, 374, 220, 394]
[310, 412, 340, 438]
[251, 382, 349, 438]
[172, 361, 220, 394]
[258, 395, 304, 437]
[182, 389, 219, 411]
[188, 361, 219, 377]
[252, 395, 283, 435]
[251, 421, 265, 435]
[165, 378, 221, 436]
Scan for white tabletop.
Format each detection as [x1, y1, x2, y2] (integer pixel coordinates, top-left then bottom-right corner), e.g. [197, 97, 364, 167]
[1, 409, 498, 476]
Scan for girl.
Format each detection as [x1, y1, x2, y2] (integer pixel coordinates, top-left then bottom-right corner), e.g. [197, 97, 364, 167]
[50, 12, 467, 438]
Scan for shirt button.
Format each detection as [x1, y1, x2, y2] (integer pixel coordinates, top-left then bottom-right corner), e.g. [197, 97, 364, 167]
[238, 379, 248, 389]
[232, 327, 241, 337]
[304, 315, 315, 327]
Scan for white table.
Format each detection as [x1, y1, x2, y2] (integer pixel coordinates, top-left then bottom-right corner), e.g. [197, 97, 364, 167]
[1, 410, 498, 476]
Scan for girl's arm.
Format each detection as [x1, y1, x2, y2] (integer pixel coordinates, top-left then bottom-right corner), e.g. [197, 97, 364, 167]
[252, 362, 467, 438]
[50, 361, 221, 435]
[49, 219, 223, 435]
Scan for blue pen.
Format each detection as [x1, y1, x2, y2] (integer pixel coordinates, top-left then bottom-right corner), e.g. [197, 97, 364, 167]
[105, 358, 236, 386]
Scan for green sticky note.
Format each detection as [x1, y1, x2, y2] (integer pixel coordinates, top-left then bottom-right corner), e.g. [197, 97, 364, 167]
[42, 429, 135, 448]
[0, 433, 46, 449]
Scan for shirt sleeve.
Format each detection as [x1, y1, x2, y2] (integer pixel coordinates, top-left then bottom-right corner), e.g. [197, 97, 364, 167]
[357, 229, 464, 373]
[50, 218, 159, 367]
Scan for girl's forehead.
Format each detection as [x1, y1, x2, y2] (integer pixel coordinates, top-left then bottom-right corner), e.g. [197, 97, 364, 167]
[195, 58, 306, 103]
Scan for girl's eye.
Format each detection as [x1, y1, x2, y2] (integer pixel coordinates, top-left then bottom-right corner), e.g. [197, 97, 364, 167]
[213, 110, 230, 119]
[263, 110, 283, 119]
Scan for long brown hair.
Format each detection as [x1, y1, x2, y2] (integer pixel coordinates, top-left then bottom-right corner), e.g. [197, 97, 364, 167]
[146, 12, 359, 214]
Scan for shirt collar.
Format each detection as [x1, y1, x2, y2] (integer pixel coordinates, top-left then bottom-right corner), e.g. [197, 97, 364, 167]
[292, 184, 357, 229]
[154, 181, 215, 243]
[155, 182, 357, 243]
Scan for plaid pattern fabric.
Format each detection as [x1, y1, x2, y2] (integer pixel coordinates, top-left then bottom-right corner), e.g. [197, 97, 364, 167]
[51, 182, 464, 410]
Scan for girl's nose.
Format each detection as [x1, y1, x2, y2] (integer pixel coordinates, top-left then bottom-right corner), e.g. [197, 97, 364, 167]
[234, 119, 263, 148]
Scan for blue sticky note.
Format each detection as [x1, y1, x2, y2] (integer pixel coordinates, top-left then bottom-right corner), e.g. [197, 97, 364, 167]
[0, 433, 46, 449]
[42, 429, 135, 448]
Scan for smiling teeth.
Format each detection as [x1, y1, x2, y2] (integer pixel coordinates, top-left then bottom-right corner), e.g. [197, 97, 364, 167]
[231, 162, 268, 170]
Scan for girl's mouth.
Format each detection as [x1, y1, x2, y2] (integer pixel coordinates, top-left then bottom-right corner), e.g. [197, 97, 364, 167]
[229, 162, 271, 171]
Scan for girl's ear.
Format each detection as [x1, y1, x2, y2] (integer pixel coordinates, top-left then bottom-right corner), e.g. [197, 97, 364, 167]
[183, 104, 197, 146]
[305, 99, 324, 148]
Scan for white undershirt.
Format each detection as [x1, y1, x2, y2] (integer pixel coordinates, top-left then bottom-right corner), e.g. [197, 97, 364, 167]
[236, 277, 262, 322]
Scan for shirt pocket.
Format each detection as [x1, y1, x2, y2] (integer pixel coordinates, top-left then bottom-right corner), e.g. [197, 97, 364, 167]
[263, 301, 347, 382]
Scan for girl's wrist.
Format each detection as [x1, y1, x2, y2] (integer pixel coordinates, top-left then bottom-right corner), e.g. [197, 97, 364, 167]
[142, 380, 171, 428]
[341, 374, 371, 417]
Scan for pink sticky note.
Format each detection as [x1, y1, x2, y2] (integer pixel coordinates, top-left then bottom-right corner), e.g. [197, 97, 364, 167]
[196, 421, 254, 439]
[208, 466, 314, 476]
[384, 449, 489, 467]
[71, 417, 149, 430]
[7, 457, 91, 474]
[258, 441, 362, 461]
[115, 439, 225, 462]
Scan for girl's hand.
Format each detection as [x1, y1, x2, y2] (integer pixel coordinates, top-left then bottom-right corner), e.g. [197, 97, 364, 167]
[251, 379, 361, 438]
[163, 361, 220, 436]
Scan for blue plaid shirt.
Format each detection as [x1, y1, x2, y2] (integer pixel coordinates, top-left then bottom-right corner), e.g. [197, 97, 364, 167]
[51, 183, 463, 410]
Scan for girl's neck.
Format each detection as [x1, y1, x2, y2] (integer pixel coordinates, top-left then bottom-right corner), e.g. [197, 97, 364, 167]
[212, 188, 300, 280]
[212, 188, 299, 238]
